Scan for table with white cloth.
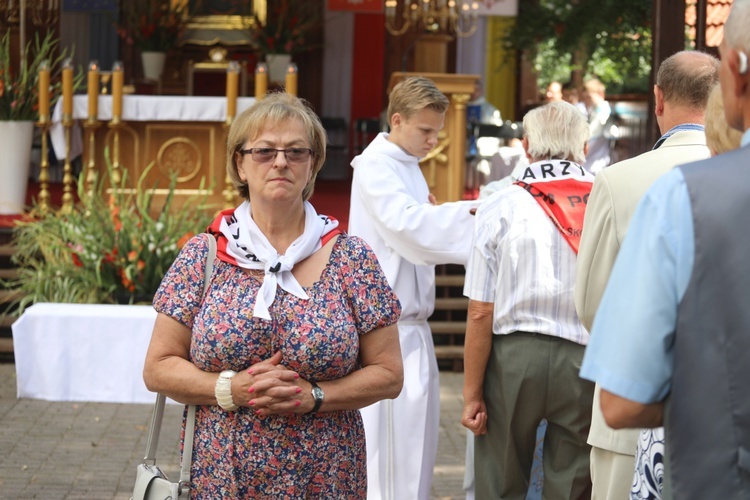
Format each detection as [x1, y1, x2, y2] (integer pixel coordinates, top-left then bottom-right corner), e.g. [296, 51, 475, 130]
[49, 95, 256, 209]
[11, 303, 165, 404]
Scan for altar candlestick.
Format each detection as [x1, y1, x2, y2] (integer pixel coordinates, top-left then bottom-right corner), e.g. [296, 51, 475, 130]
[38, 60, 50, 119]
[285, 63, 298, 97]
[87, 61, 99, 120]
[62, 58, 73, 116]
[226, 61, 240, 121]
[255, 63, 268, 100]
[111, 61, 124, 120]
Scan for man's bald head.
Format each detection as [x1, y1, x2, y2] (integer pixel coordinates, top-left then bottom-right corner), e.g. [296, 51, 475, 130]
[656, 51, 719, 110]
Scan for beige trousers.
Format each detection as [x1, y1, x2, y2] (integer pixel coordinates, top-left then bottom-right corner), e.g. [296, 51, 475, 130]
[590, 446, 636, 499]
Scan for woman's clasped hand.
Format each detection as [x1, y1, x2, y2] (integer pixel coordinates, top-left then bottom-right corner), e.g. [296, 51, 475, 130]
[231, 351, 312, 415]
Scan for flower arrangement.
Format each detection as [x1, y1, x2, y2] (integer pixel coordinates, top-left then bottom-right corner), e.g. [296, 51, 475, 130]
[251, 0, 321, 56]
[119, 0, 186, 53]
[4, 157, 215, 310]
[0, 30, 78, 121]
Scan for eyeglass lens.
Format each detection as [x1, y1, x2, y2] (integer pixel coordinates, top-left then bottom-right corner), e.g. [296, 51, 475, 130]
[246, 148, 312, 163]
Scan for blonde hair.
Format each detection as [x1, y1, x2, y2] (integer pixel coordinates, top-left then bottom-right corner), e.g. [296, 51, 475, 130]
[704, 84, 743, 155]
[226, 92, 327, 201]
[522, 101, 590, 164]
[387, 77, 449, 123]
[583, 78, 606, 96]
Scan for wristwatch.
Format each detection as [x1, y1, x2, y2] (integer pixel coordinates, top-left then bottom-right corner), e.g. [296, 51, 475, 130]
[309, 380, 324, 413]
[215, 370, 239, 411]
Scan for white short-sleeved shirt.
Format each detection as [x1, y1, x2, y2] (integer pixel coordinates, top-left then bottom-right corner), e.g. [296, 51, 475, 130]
[464, 184, 589, 346]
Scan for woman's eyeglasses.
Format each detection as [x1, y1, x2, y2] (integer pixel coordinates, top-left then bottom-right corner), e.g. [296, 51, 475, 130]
[239, 148, 313, 164]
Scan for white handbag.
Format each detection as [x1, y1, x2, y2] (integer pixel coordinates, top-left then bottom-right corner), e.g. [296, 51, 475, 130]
[131, 234, 216, 500]
[131, 401, 196, 500]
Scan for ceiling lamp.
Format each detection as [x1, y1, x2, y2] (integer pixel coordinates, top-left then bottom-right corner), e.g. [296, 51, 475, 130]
[385, 0, 480, 37]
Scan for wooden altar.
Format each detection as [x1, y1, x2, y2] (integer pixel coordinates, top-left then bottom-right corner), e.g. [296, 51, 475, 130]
[50, 95, 256, 210]
[388, 72, 479, 203]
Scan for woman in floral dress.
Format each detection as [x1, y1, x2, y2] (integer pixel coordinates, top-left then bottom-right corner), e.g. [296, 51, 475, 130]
[143, 92, 403, 498]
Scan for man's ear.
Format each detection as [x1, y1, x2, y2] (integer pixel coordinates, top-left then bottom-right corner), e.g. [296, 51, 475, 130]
[653, 85, 665, 116]
[390, 112, 402, 130]
[522, 136, 533, 162]
[583, 141, 589, 158]
[728, 48, 749, 98]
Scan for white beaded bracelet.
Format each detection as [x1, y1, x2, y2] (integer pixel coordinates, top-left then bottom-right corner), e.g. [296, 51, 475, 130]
[215, 370, 239, 411]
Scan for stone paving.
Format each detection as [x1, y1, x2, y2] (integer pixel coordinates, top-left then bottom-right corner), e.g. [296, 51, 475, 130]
[0, 363, 467, 499]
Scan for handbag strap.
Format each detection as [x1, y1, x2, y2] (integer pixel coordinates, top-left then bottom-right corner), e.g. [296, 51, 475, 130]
[142, 233, 217, 491]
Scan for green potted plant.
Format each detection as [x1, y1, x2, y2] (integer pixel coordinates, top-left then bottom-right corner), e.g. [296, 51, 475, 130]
[3, 156, 215, 311]
[251, 0, 322, 81]
[118, 0, 186, 80]
[0, 30, 76, 215]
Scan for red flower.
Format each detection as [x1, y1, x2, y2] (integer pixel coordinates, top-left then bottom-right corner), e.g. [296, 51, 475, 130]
[103, 248, 118, 264]
[177, 232, 194, 249]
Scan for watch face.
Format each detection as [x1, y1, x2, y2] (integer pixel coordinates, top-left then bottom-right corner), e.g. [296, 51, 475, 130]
[312, 386, 324, 401]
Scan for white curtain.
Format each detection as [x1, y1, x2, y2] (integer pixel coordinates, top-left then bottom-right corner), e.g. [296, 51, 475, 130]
[321, 10, 354, 121]
[456, 16, 487, 81]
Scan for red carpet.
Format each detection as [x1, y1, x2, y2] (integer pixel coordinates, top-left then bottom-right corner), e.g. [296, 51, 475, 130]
[309, 179, 351, 232]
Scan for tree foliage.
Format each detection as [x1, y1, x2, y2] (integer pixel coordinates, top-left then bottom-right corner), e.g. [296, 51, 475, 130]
[505, 0, 653, 93]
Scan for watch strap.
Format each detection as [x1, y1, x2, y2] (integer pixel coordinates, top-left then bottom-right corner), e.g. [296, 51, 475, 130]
[310, 380, 323, 413]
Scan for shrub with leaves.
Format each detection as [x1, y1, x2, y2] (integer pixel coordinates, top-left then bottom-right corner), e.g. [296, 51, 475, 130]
[0, 30, 81, 121]
[5, 159, 215, 311]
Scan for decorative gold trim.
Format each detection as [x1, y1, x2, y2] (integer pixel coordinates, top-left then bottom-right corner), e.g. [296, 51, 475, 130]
[451, 92, 471, 108]
[104, 125, 140, 186]
[192, 61, 235, 70]
[181, 0, 265, 47]
[157, 137, 203, 183]
[144, 123, 217, 192]
[419, 132, 450, 190]
[109, 188, 214, 196]
[420, 131, 450, 164]
[185, 15, 253, 31]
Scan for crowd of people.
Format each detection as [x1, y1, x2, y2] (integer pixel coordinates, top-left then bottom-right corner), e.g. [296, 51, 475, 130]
[141, 0, 750, 497]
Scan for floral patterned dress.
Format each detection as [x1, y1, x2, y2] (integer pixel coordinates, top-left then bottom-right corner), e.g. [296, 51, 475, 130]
[153, 233, 401, 499]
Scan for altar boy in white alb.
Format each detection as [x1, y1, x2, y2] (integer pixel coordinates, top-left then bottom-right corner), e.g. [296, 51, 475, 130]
[349, 76, 479, 500]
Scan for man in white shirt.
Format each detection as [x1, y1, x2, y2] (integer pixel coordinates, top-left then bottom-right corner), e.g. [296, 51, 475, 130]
[582, 78, 613, 174]
[348, 76, 479, 500]
[462, 101, 595, 499]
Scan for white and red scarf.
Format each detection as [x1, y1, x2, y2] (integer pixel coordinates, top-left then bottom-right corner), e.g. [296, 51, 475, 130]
[208, 201, 340, 320]
[514, 159, 595, 254]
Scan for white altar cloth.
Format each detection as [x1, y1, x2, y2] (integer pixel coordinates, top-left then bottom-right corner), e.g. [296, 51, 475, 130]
[12, 302, 166, 404]
[49, 95, 257, 160]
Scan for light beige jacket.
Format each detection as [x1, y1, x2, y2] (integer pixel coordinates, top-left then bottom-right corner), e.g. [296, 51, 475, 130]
[575, 129, 710, 454]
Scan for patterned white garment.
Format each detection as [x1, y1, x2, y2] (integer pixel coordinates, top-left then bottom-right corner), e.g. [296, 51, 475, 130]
[631, 427, 665, 499]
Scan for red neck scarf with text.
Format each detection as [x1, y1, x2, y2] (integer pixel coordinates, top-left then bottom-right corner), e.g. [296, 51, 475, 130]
[513, 159, 594, 254]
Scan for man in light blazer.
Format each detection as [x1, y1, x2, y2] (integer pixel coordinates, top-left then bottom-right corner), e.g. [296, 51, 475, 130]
[574, 50, 719, 499]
